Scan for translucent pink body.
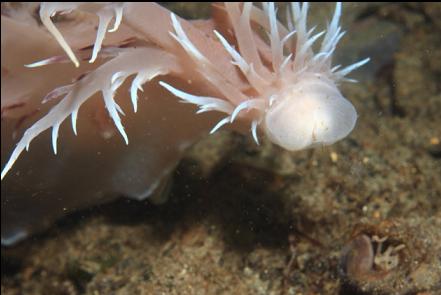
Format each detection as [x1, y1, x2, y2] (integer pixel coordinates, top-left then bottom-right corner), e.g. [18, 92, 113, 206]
[1, 3, 368, 245]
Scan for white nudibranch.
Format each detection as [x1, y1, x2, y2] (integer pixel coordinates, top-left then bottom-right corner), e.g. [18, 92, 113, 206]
[160, 2, 368, 150]
[1, 2, 369, 180]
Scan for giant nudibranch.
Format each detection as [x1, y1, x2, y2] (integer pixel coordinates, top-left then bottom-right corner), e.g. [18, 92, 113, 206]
[1, 2, 368, 244]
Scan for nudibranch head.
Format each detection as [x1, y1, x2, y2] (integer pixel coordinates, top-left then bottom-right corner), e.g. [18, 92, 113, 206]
[160, 2, 369, 150]
[263, 74, 357, 151]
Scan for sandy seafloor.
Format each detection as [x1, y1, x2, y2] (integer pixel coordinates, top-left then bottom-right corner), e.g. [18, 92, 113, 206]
[2, 3, 441, 295]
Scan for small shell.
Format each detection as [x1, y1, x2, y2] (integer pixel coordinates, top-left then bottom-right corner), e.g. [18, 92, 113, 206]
[339, 218, 441, 294]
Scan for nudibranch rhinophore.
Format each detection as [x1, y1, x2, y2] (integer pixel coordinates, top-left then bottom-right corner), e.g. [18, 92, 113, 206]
[1, 2, 369, 245]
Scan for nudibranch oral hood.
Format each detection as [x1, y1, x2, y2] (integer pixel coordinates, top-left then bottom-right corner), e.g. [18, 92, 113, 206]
[262, 74, 358, 151]
[1, 2, 369, 244]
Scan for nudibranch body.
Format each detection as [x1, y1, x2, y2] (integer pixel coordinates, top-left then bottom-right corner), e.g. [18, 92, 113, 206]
[1, 2, 368, 244]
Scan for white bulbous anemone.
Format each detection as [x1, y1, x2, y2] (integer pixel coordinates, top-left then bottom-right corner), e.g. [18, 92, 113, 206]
[160, 2, 368, 149]
[1, 2, 369, 180]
